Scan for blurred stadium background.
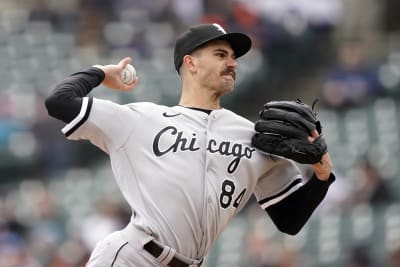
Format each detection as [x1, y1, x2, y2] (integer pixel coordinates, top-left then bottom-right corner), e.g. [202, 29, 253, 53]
[1, 0, 400, 266]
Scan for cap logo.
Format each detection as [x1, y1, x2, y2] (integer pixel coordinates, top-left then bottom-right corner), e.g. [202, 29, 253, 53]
[212, 23, 226, 34]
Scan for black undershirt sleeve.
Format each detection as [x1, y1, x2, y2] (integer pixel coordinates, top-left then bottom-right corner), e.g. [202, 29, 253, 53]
[266, 172, 335, 235]
[44, 67, 105, 123]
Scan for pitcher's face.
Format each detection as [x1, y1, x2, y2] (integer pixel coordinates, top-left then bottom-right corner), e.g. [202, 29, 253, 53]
[192, 40, 238, 96]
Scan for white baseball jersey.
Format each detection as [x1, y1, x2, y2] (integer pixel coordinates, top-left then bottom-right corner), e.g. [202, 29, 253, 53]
[62, 97, 302, 259]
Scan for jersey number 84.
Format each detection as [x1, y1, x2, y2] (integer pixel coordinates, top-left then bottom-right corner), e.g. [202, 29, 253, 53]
[219, 179, 247, 209]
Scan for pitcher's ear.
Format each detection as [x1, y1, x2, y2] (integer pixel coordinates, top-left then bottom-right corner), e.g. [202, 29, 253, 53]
[182, 54, 197, 73]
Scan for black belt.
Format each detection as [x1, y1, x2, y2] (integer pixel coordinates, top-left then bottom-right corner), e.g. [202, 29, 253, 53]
[143, 240, 202, 267]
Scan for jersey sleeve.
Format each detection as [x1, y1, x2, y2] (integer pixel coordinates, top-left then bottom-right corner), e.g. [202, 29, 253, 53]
[254, 158, 303, 210]
[61, 97, 136, 153]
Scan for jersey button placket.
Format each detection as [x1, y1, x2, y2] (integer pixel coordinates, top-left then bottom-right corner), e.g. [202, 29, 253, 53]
[205, 113, 214, 174]
[205, 112, 218, 179]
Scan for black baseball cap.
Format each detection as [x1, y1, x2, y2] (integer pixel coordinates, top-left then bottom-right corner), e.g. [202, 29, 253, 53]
[174, 23, 252, 72]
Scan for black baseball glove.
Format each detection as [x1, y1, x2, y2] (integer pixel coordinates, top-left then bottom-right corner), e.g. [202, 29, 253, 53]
[251, 99, 327, 164]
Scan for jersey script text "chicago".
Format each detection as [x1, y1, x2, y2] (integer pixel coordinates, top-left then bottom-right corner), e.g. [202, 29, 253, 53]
[152, 126, 255, 173]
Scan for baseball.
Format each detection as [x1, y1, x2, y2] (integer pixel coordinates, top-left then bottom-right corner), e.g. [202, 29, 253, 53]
[121, 64, 137, 84]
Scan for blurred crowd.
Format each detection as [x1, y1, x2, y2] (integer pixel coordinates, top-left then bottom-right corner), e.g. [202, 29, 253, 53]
[1, 0, 400, 266]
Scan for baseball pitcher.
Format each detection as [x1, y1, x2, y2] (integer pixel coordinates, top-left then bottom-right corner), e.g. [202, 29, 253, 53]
[45, 24, 335, 267]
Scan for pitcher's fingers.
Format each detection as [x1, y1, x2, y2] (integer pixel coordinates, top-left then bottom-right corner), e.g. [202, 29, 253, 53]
[118, 57, 132, 69]
[308, 130, 319, 142]
[127, 76, 139, 86]
[120, 77, 138, 91]
[311, 129, 319, 138]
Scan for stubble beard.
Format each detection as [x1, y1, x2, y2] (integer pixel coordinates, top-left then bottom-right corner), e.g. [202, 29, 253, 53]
[200, 70, 235, 98]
